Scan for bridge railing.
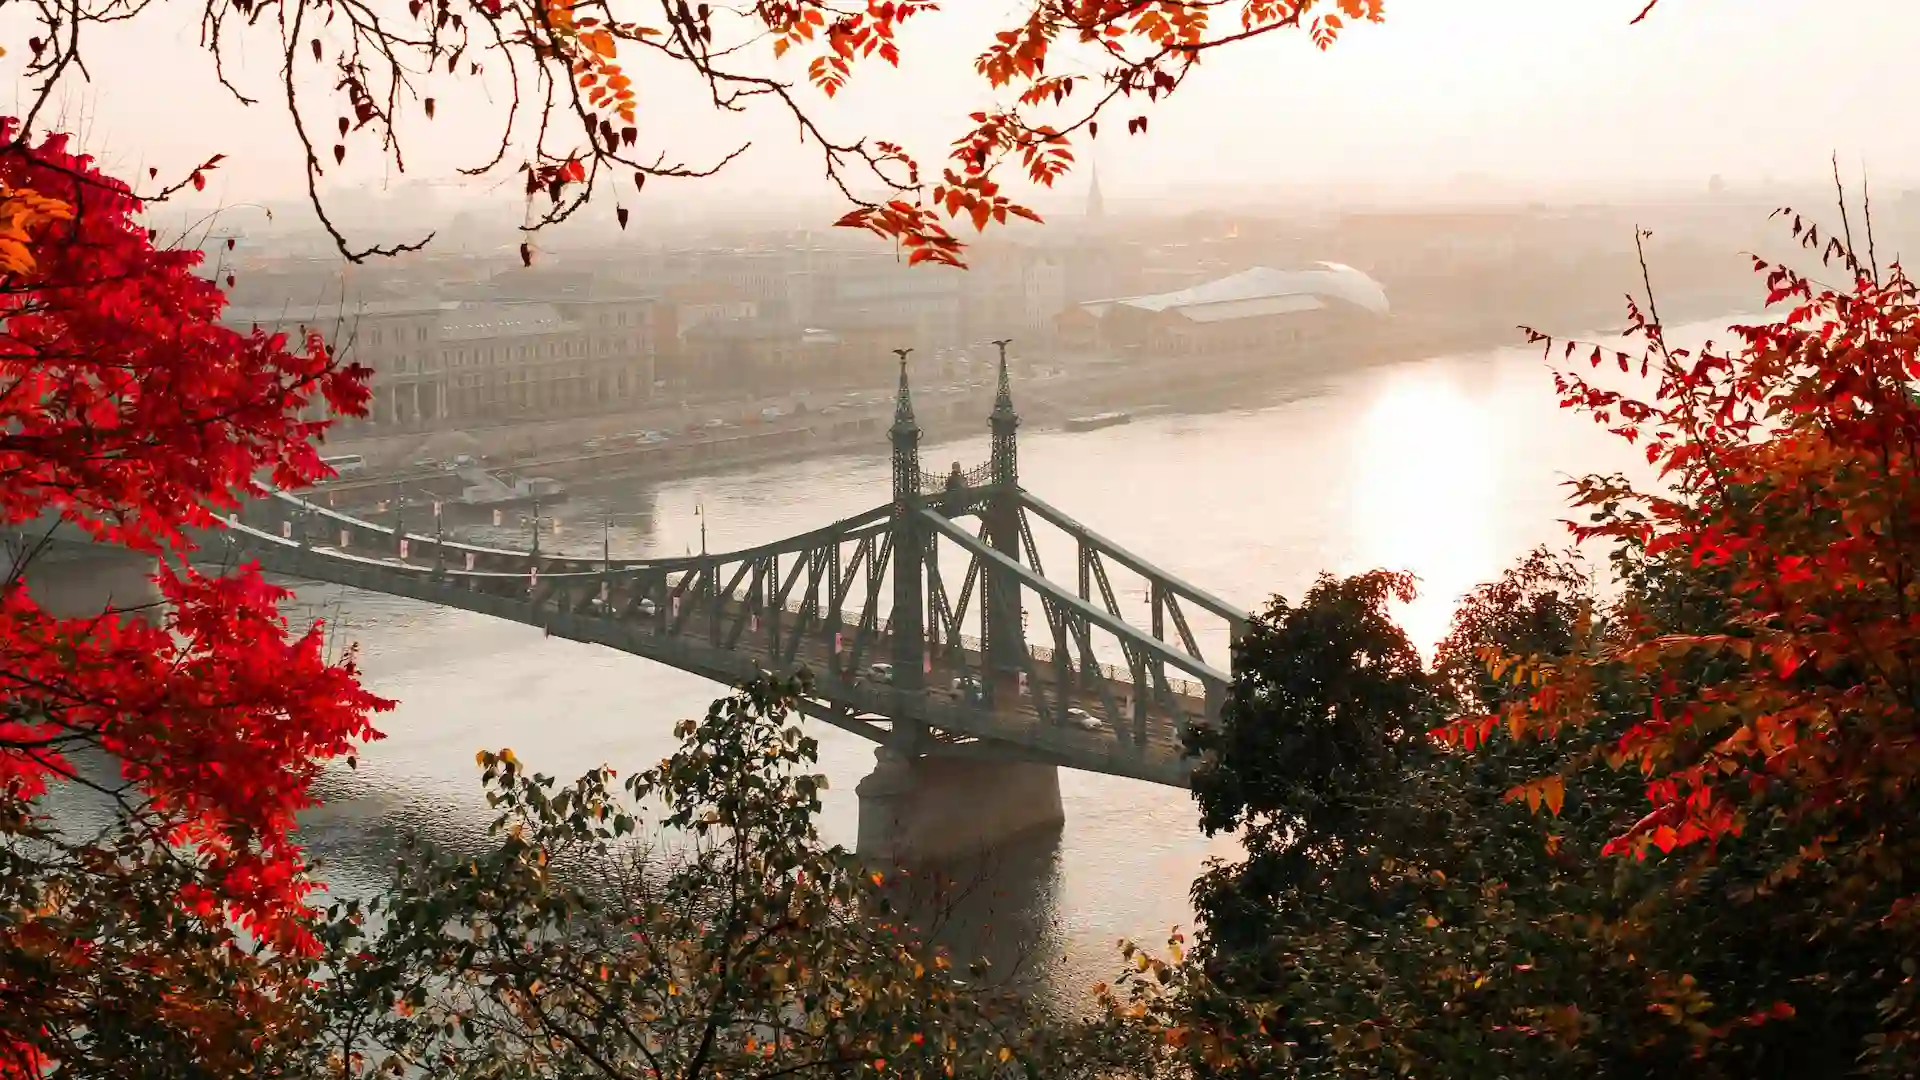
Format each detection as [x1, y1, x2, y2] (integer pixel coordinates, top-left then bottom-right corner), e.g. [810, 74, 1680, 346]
[918, 460, 995, 497]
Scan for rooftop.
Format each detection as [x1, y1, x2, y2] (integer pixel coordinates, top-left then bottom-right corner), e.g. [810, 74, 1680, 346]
[222, 299, 449, 327]
[440, 302, 580, 341]
[1079, 263, 1390, 323]
[683, 315, 799, 342]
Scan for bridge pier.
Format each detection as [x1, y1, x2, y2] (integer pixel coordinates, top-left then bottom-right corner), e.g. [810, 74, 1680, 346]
[9, 518, 166, 622]
[854, 744, 1064, 865]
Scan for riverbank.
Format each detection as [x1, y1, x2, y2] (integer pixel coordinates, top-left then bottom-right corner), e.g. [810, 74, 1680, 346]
[314, 286, 1756, 514]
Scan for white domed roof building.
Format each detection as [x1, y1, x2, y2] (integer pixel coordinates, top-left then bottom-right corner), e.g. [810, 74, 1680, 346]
[1058, 262, 1390, 359]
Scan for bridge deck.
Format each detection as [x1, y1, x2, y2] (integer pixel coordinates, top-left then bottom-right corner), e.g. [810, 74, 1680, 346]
[245, 539, 1200, 787]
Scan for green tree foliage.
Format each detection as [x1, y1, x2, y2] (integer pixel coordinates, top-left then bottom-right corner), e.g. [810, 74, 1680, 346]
[1099, 557, 1687, 1078]
[1099, 563, 1608, 1078]
[1450, 218, 1920, 1074]
[308, 673, 1118, 1080]
[1181, 571, 1431, 956]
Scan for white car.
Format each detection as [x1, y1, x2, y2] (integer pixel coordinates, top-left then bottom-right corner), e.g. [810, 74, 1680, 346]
[1065, 707, 1101, 732]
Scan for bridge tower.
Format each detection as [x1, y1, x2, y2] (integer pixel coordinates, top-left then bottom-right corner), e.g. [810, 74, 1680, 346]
[982, 339, 1027, 696]
[856, 340, 1064, 865]
[887, 350, 926, 698]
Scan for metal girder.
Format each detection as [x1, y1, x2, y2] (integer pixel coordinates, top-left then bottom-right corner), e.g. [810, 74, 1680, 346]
[1162, 587, 1203, 662]
[253, 490, 896, 575]
[916, 508, 1229, 685]
[1080, 543, 1152, 719]
[1018, 491, 1246, 625]
[1021, 490, 1246, 675]
[982, 563, 1056, 724]
[843, 534, 892, 677]
[925, 517, 985, 649]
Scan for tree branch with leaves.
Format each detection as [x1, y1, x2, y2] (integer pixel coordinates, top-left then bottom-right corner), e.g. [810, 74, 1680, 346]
[10, 0, 1385, 265]
[0, 124, 391, 1079]
[314, 672, 1128, 1080]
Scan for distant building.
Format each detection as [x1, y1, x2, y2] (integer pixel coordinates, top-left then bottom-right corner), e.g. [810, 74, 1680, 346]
[439, 299, 652, 422]
[475, 270, 662, 409]
[1055, 263, 1390, 357]
[223, 278, 660, 433]
[815, 253, 964, 351]
[224, 300, 449, 430]
[666, 281, 760, 336]
[798, 321, 917, 385]
[673, 315, 803, 392]
[187, 231, 244, 283]
[1020, 253, 1067, 338]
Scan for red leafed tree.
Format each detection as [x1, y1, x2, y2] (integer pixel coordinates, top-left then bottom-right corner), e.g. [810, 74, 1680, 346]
[1440, 215, 1920, 859]
[0, 123, 390, 1077]
[1430, 204, 1920, 1070]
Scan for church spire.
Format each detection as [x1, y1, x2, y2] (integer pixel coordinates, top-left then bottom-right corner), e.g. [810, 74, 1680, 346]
[1086, 160, 1106, 223]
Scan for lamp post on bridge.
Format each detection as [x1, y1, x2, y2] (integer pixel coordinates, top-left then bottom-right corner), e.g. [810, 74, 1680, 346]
[601, 511, 612, 609]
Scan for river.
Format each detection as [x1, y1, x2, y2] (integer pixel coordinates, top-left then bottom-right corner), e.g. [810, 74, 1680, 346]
[285, 313, 1739, 1000]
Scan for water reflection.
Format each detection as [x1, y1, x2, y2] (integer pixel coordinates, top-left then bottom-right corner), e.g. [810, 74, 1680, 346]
[1346, 363, 1500, 653]
[901, 832, 1072, 1011]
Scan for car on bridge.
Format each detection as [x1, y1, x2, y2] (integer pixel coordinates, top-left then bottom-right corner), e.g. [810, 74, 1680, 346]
[1065, 707, 1102, 732]
[864, 662, 894, 685]
[951, 675, 983, 704]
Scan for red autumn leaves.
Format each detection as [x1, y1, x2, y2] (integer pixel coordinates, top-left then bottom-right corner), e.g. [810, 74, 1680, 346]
[1440, 234, 1920, 870]
[0, 122, 391, 956]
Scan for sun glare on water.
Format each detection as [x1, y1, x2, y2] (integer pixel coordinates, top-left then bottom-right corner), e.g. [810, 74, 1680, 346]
[1345, 366, 1503, 656]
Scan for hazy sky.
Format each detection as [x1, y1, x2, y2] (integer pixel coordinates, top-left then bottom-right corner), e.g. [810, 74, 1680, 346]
[7, 0, 1914, 230]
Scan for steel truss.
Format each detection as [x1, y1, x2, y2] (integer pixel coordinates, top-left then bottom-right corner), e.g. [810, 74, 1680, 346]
[219, 383, 1244, 787]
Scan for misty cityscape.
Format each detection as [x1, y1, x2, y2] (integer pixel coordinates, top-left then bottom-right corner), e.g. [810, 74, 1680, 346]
[7, 1, 1920, 1077]
[198, 172, 1915, 471]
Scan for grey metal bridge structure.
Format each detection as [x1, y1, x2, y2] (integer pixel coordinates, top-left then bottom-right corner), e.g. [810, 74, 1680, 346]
[216, 352, 1249, 790]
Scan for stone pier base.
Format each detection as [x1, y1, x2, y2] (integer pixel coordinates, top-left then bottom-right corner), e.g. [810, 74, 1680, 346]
[17, 537, 165, 621]
[855, 745, 1065, 864]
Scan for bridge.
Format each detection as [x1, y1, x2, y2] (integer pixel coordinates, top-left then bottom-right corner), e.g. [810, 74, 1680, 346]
[43, 351, 1251, 860]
